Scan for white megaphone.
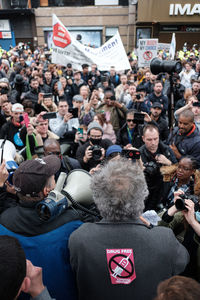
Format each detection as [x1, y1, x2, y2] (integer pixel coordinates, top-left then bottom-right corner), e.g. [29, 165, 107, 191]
[36, 170, 95, 221]
[0, 139, 18, 184]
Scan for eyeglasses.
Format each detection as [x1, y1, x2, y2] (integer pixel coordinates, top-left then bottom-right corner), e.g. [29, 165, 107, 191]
[177, 165, 193, 172]
[126, 119, 134, 123]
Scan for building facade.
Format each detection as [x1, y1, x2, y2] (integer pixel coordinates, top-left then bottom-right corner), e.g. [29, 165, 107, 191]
[137, 0, 200, 50]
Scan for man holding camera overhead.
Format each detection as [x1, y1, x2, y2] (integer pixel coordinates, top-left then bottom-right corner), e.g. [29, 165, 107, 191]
[140, 123, 177, 211]
[76, 121, 112, 171]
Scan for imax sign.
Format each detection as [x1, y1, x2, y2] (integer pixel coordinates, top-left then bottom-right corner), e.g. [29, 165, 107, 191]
[169, 4, 200, 15]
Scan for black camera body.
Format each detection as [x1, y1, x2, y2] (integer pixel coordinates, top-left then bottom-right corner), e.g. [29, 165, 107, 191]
[136, 93, 141, 100]
[175, 193, 199, 211]
[144, 161, 159, 176]
[89, 145, 102, 161]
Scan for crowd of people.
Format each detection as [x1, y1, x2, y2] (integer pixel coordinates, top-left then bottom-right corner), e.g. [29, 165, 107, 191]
[0, 42, 200, 299]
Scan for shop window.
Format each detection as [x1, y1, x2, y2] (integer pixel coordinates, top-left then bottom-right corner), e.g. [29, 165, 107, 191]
[136, 27, 151, 47]
[45, 27, 102, 48]
[105, 27, 118, 41]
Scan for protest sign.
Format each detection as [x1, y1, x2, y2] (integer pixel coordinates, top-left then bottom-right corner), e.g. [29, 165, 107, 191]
[138, 39, 158, 68]
[52, 14, 131, 71]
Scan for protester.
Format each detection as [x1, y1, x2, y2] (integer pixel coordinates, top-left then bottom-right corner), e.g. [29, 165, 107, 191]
[0, 155, 95, 300]
[69, 158, 189, 300]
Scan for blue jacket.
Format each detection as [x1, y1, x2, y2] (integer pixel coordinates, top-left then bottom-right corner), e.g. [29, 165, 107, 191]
[0, 220, 82, 300]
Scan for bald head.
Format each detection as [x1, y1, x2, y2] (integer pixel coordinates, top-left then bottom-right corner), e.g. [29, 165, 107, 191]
[43, 138, 61, 156]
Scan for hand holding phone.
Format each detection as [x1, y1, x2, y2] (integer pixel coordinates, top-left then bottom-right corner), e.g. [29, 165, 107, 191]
[23, 112, 30, 128]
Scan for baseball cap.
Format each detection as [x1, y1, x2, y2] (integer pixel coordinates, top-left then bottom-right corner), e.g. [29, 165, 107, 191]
[106, 145, 122, 158]
[13, 155, 61, 195]
[12, 103, 24, 113]
[74, 70, 81, 75]
[152, 102, 162, 109]
[67, 63, 72, 68]
[87, 121, 103, 134]
[73, 95, 83, 102]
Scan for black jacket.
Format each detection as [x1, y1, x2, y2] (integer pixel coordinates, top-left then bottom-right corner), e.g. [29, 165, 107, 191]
[76, 139, 112, 171]
[140, 141, 177, 211]
[150, 115, 169, 142]
[116, 123, 143, 148]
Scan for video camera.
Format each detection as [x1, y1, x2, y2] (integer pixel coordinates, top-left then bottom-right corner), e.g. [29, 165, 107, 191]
[150, 58, 182, 75]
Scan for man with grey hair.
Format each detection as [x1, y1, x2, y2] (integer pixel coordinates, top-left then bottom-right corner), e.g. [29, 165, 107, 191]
[69, 158, 189, 300]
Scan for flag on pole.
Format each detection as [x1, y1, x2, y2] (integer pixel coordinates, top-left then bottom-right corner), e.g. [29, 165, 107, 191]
[51, 14, 131, 71]
[169, 33, 176, 60]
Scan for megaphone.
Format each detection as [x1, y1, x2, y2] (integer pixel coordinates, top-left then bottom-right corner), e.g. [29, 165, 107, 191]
[150, 58, 182, 75]
[0, 139, 18, 184]
[36, 170, 95, 221]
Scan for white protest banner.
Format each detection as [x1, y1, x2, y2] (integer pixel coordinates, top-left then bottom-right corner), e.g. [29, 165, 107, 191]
[138, 39, 158, 68]
[158, 43, 170, 51]
[52, 14, 131, 71]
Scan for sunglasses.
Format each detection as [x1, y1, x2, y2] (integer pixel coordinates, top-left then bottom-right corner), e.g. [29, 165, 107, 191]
[126, 119, 134, 123]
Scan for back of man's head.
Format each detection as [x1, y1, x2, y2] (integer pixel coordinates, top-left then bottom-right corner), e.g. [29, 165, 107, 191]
[0, 235, 26, 300]
[91, 158, 148, 221]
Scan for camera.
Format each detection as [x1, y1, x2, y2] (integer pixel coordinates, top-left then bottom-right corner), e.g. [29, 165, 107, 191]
[121, 149, 141, 160]
[150, 58, 182, 75]
[89, 145, 102, 161]
[136, 93, 141, 100]
[144, 161, 159, 176]
[175, 193, 199, 211]
[0, 87, 9, 95]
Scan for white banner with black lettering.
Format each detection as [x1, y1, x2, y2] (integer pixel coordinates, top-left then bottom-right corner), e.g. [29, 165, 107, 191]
[51, 14, 131, 71]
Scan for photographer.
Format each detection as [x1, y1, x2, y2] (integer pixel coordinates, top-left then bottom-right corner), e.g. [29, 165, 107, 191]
[97, 88, 127, 132]
[159, 186, 200, 279]
[127, 85, 151, 113]
[140, 123, 177, 211]
[76, 121, 112, 171]
[167, 74, 185, 104]
[116, 109, 143, 149]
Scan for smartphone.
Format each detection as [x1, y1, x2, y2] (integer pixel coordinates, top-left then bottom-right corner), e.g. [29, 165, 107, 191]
[68, 107, 78, 118]
[78, 128, 83, 134]
[19, 115, 24, 123]
[42, 112, 57, 120]
[133, 112, 145, 124]
[121, 149, 141, 160]
[23, 112, 30, 128]
[57, 81, 62, 91]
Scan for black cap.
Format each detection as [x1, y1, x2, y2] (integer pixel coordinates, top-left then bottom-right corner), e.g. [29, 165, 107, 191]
[67, 63, 72, 68]
[13, 155, 61, 195]
[152, 102, 162, 109]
